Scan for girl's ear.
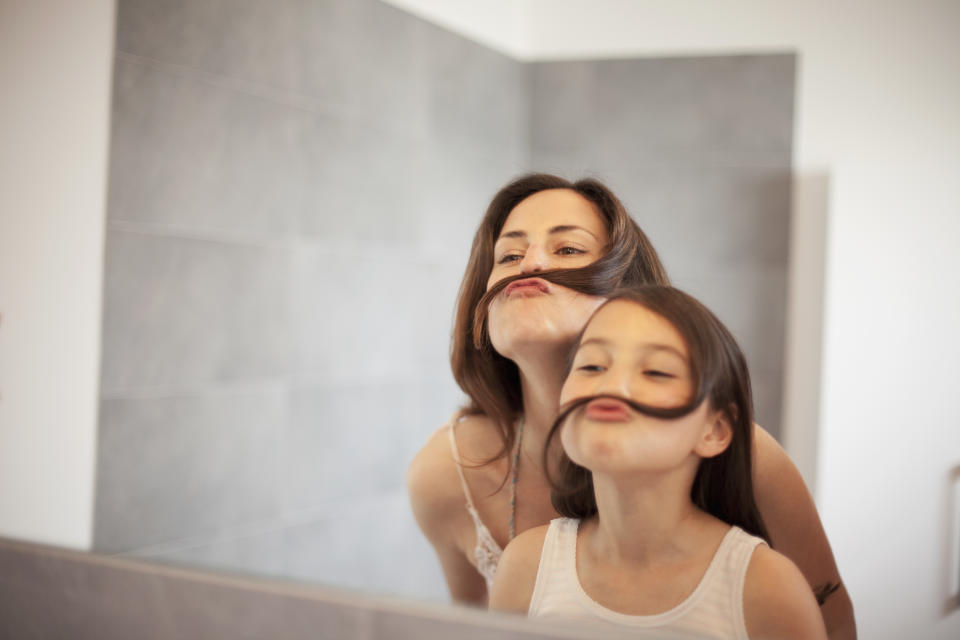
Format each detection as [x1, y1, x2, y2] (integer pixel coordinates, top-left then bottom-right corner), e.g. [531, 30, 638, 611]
[694, 408, 733, 459]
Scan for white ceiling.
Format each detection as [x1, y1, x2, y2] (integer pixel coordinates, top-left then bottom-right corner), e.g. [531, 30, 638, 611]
[380, 0, 801, 61]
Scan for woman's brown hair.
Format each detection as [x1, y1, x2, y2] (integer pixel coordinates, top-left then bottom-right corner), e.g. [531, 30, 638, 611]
[545, 285, 771, 543]
[450, 173, 669, 462]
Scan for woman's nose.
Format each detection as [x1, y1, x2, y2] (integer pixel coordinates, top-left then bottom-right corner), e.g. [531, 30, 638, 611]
[519, 244, 548, 274]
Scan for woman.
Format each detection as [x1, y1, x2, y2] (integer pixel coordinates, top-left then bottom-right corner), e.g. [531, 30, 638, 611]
[407, 174, 855, 638]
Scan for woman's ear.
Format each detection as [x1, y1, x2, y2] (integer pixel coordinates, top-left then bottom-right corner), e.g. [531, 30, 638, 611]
[694, 408, 733, 459]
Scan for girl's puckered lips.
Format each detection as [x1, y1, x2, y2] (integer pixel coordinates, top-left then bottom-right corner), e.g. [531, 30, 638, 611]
[504, 277, 550, 297]
[584, 398, 632, 422]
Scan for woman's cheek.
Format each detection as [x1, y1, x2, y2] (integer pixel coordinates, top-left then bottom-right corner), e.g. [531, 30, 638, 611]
[486, 298, 504, 348]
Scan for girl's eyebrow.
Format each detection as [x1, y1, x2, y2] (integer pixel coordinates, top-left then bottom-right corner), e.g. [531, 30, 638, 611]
[578, 336, 686, 360]
[577, 337, 611, 349]
[496, 225, 600, 242]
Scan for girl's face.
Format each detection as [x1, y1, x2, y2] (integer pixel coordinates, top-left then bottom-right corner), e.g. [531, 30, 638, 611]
[558, 299, 725, 475]
[485, 189, 609, 360]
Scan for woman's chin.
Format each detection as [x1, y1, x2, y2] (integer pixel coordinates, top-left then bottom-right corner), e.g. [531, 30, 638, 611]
[489, 325, 579, 361]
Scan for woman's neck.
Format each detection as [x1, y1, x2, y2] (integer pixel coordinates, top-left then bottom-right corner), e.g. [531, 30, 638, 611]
[514, 348, 568, 475]
[588, 467, 708, 566]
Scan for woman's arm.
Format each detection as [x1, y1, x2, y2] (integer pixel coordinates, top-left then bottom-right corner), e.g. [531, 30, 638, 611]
[744, 546, 828, 639]
[753, 425, 857, 640]
[489, 526, 548, 614]
[408, 427, 488, 605]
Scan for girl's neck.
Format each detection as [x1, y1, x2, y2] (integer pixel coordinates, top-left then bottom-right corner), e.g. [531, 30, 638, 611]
[588, 468, 709, 565]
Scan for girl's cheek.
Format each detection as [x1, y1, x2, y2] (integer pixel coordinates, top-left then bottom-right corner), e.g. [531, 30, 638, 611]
[559, 420, 578, 460]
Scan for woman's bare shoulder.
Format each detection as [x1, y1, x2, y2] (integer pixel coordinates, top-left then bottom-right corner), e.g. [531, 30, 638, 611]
[744, 545, 828, 639]
[449, 412, 506, 463]
[407, 413, 502, 536]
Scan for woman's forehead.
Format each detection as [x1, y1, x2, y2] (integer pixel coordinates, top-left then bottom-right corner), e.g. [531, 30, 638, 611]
[498, 189, 606, 238]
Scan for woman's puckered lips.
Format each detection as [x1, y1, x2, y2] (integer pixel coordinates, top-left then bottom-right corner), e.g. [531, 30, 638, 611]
[504, 278, 550, 297]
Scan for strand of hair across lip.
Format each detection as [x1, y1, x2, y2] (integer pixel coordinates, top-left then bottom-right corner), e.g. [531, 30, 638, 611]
[472, 262, 626, 348]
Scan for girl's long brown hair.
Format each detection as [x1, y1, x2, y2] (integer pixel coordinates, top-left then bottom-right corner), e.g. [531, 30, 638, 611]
[545, 286, 771, 543]
[450, 174, 669, 462]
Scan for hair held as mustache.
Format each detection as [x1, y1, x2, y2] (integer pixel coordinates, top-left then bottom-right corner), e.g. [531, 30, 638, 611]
[551, 393, 706, 434]
[472, 260, 626, 349]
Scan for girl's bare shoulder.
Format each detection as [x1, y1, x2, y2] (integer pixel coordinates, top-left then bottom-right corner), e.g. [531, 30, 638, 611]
[489, 524, 551, 613]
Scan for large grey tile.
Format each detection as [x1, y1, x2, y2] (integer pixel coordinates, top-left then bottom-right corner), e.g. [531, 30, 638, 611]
[672, 270, 788, 379]
[288, 245, 454, 381]
[294, 0, 431, 136]
[281, 489, 447, 601]
[298, 116, 522, 252]
[93, 389, 284, 552]
[527, 60, 596, 158]
[423, 23, 528, 158]
[282, 380, 424, 514]
[108, 55, 306, 236]
[412, 141, 528, 257]
[531, 54, 795, 165]
[100, 230, 290, 392]
[529, 163, 792, 273]
[116, 0, 302, 90]
[299, 116, 427, 245]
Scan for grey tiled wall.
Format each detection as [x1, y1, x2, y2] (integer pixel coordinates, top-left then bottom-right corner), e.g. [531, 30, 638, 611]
[96, 0, 526, 603]
[529, 55, 794, 433]
[95, 0, 793, 603]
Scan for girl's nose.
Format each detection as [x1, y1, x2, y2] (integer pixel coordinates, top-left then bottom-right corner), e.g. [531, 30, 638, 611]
[595, 367, 633, 399]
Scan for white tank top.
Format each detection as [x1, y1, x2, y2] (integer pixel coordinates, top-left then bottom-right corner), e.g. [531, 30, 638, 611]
[529, 518, 765, 639]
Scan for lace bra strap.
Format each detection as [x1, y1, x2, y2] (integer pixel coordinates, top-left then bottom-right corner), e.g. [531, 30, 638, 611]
[448, 415, 481, 516]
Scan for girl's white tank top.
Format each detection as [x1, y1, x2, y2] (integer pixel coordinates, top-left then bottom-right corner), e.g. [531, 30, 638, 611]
[529, 518, 766, 639]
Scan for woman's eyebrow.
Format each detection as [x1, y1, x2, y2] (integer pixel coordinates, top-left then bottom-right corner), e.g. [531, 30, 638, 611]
[497, 225, 600, 242]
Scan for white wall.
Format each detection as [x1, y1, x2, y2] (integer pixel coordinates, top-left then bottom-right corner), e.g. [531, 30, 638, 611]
[0, 0, 115, 549]
[389, 0, 960, 637]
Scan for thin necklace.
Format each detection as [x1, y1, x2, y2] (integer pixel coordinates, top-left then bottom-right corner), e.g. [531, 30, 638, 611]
[508, 417, 524, 541]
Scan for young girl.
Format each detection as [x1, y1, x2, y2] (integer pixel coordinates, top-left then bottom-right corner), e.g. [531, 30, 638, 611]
[489, 286, 827, 639]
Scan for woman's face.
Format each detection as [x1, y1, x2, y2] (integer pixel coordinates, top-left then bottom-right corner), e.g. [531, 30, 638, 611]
[558, 299, 718, 475]
[485, 189, 610, 361]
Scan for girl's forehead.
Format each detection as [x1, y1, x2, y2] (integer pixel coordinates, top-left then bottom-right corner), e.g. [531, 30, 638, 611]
[583, 300, 688, 356]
